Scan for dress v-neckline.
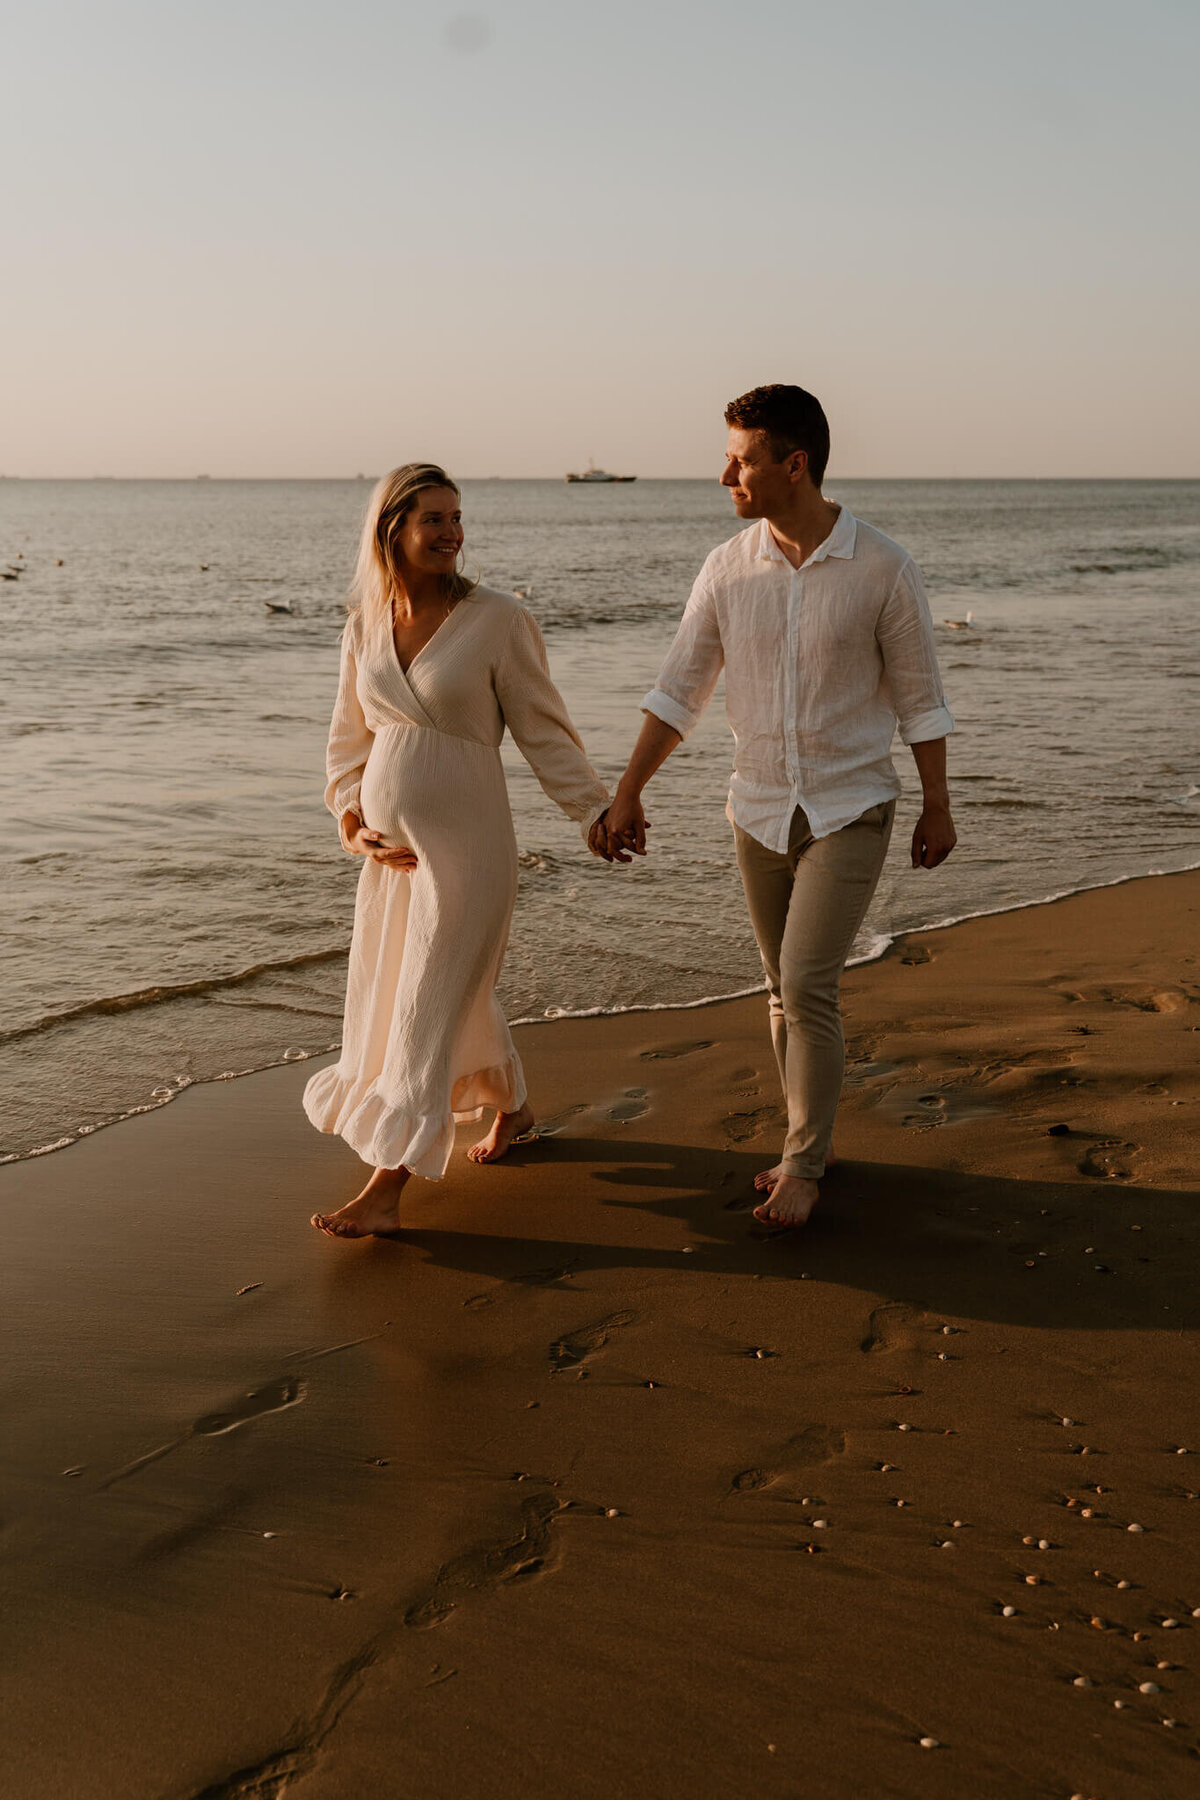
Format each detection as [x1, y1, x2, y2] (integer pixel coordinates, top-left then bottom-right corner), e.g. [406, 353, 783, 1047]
[390, 596, 465, 679]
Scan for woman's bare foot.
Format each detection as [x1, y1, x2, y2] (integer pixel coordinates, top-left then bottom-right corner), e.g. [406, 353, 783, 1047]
[311, 1166, 410, 1239]
[752, 1173, 820, 1229]
[468, 1101, 536, 1164]
[753, 1150, 836, 1193]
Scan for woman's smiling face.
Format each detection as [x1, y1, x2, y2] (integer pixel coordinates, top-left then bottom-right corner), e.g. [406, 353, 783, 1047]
[394, 486, 464, 578]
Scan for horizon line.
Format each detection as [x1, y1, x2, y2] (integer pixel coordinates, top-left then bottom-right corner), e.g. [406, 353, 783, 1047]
[3, 473, 1198, 485]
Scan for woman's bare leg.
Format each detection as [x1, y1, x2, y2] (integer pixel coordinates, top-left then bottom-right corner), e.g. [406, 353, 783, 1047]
[468, 1101, 536, 1164]
[311, 1165, 411, 1239]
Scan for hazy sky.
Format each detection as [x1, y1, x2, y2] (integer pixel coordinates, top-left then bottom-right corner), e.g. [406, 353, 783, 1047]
[4, 0, 1198, 478]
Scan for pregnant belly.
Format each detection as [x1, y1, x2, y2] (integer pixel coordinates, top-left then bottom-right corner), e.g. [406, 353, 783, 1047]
[359, 725, 509, 853]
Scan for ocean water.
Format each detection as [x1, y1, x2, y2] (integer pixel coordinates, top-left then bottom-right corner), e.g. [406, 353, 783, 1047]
[2, 477, 1197, 1161]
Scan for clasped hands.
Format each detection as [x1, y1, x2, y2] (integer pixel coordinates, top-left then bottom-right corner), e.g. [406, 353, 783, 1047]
[588, 790, 649, 864]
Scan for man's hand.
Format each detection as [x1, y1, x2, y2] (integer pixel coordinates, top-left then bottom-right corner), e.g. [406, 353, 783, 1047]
[911, 803, 956, 870]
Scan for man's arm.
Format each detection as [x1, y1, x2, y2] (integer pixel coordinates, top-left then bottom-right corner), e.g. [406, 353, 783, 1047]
[909, 736, 956, 869]
[590, 569, 723, 863]
[588, 713, 682, 861]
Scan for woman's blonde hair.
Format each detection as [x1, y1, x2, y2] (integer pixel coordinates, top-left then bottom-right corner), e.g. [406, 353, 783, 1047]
[349, 462, 477, 631]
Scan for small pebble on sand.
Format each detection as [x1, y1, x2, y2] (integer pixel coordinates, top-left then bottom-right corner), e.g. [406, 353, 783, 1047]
[897, 1423, 912, 1432]
[918, 1737, 939, 1749]
[1127, 1522, 1145, 1532]
[812, 1519, 829, 1529]
[1118, 1580, 1132, 1589]
[1139, 1682, 1162, 1694]
[1161, 1618, 1180, 1629]
[1081, 1508, 1094, 1518]
[1023, 1535, 1036, 1545]
[952, 1520, 965, 1529]
[1192, 1607, 1200, 1618]
[1073, 1676, 1093, 1688]
[1002, 1605, 1017, 1617]
[1026, 1575, 1042, 1586]
[1039, 1539, 1051, 1550]
[605, 1508, 620, 1518]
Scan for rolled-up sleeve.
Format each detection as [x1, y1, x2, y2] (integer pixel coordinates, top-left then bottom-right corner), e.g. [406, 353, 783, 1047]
[641, 573, 724, 739]
[495, 607, 611, 838]
[324, 615, 375, 851]
[876, 559, 955, 745]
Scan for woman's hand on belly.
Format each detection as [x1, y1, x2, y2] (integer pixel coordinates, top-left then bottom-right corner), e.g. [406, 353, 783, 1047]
[347, 820, 418, 871]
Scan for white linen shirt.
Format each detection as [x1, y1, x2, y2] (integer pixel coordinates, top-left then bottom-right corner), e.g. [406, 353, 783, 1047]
[642, 507, 954, 852]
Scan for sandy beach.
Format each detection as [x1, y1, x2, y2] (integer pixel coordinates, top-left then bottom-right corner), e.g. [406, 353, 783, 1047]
[3, 868, 1198, 1800]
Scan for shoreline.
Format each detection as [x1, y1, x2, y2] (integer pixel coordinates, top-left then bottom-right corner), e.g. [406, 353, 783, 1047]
[8, 859, 1199, 1168]
[3, 867, 1199, 1797]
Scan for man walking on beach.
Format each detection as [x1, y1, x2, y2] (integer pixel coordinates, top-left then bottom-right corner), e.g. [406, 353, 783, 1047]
[591, 384, 956, 1228]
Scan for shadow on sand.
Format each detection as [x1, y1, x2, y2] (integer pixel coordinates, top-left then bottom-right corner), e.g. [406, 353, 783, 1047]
[323, 1134, 1200, 1334]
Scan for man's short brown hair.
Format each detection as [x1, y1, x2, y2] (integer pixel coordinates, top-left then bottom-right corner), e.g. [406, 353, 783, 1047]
[724, 384, 830, 488]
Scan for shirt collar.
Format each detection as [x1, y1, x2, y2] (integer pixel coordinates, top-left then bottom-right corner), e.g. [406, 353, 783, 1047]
[757, 505, 858, 569]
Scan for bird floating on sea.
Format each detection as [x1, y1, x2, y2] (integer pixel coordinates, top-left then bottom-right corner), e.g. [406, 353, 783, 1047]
[264, 599, 294, 614]
[943, 610, 975, 629]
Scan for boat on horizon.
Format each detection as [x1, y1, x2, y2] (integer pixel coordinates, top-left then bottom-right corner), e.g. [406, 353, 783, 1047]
[565, 462, 636, 484]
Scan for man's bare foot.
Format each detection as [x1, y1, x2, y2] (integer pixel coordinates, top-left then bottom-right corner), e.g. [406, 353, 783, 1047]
[753, 1151, 836, 1193]
[468, 1101, 536, 1164]
[311, 1166, 410, 1239]
[752, 1173, 820, 1229]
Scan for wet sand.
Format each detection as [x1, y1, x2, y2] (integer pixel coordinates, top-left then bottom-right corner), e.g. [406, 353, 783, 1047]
[2, 870, 1198, 1800]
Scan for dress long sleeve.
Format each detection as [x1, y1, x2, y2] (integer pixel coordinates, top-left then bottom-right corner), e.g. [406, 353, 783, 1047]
[494, 607, 610, 836]
[323, 616, 375, 850]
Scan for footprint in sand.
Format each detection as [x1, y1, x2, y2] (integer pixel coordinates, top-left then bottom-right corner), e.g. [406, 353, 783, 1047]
[404, 1493, 592, 1629]
[536, 1102, 590, 1137]
[723, 1103, 784, 1144]
[549, 1310, 637, 1373]
[639, 1039, 715, 1061]
[1080, 1141, 1139, 1181]
[193, 1377, 304, 1437]
[861, 1302, 923, 1355]
[901, 1094, 947, 1128]
[900, 943, 934, 966]
[729, 1426, 846, 1496]
[608, 1092, 649, 1122]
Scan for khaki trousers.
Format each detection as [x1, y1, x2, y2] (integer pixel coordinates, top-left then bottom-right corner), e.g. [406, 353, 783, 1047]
[734, 800, 895, 1179]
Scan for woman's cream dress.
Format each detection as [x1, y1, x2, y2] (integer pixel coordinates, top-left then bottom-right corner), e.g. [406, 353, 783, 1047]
[303, 587, 609, 1178]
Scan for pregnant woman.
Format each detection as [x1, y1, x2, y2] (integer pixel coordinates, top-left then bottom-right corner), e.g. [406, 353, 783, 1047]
[305, 463, 610, 1240]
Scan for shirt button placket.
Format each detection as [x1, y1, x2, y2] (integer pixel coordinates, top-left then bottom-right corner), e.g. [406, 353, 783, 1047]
[786, 572, 802, 807]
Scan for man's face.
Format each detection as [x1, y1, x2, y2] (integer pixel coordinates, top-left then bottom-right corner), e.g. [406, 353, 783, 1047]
[720, 428, 801, 518]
